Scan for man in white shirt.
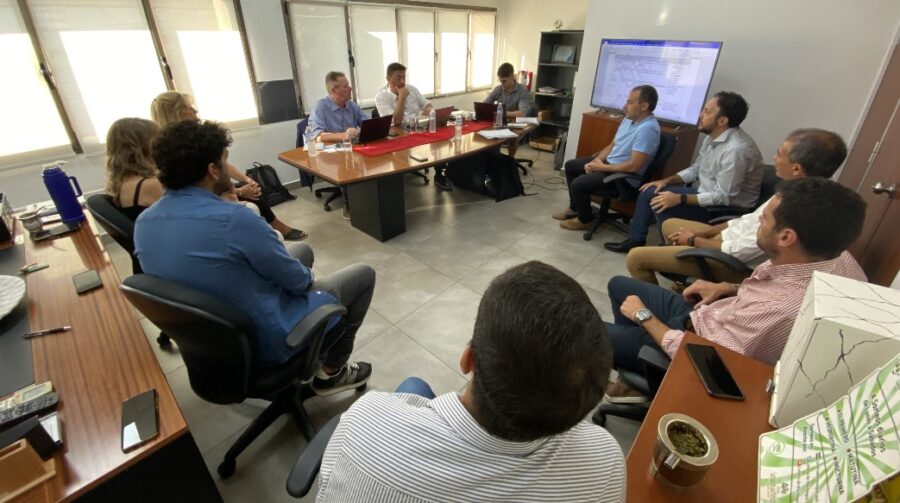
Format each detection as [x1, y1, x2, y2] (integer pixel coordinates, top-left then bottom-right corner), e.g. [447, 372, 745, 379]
[625, 128, 848, 284]
[316, 261, 626, 503]
[375, 62, 433, 125]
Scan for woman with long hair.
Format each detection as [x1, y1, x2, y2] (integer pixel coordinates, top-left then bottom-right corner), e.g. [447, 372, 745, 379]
[105, 118, 164, 220]
[150, 91, 306, 240]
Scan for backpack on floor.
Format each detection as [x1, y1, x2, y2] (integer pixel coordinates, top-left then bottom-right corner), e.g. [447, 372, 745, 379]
[246, 162, 296, 207]
[445, 152, 524, 202]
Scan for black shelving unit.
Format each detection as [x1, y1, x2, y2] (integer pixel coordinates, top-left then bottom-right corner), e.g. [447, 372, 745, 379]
[532, 30, 584, 148]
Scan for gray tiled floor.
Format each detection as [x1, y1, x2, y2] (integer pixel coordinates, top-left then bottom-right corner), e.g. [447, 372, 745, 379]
[106, 146, 643, 502]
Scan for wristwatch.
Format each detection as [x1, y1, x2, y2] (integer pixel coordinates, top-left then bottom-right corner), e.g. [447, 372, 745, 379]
[632, 308, 653, 325]
[680, 194, 688, 205]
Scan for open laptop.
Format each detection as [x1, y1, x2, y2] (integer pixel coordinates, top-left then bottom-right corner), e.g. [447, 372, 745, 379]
[474, 102, 506, 125]
[433, 106, 453, 127]
[357, 114, 394, 143]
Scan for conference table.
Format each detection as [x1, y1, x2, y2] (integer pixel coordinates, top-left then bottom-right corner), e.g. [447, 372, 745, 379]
[278, 122, 534, 242]
[626, 332, 775, 502]
[4, 218, 219, 502]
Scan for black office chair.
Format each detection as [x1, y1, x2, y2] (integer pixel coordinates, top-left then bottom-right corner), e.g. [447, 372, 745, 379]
[370, 107, 429, 184]
[87, 194, 173, 347]
[286, 414, 341, 498]
[593, 345, 671, 427]
[120, 274, 351, 479]
[295, 118, 343, 211]
[659, 164, 780, 284]
[583, 132, 677, 241]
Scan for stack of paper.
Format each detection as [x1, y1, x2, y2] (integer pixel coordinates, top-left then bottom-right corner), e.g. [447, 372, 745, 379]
[477, 129, 518, 140]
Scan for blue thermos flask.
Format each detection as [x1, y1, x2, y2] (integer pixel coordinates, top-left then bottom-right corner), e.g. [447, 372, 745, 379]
[42, 162, 85, 225]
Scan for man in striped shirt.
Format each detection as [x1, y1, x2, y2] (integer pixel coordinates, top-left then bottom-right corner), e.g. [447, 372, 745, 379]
[604, 177, 867, 403]
[317, 261, 626, 502]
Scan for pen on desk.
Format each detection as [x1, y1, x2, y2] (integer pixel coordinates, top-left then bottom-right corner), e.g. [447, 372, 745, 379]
[23, 326, 72, 339]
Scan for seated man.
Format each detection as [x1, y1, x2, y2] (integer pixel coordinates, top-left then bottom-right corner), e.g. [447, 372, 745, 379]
[604, 177, 866, 403]
[375, 62, 453, 190]
[317, 261, 626, 502]
[605, 91, 764, 253]
[483, 62, 535, 158]
[626, 128, 848, 284]
[135, 120, 374, 396]
[553, 85, 660, 231]
[309, 71, 368, 219]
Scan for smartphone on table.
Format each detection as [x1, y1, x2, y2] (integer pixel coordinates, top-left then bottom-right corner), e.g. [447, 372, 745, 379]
[121, 389, 159, 451]
[685, 343, 745, 401]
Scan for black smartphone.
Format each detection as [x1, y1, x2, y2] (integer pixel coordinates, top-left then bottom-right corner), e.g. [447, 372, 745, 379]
[685, 343, 745, 401]
[32, 222, 79, 242]
[121, 389, 158, 452]
[73, 269, 103, 294]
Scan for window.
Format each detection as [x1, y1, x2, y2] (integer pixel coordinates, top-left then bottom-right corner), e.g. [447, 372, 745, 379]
[287, 2, 351, 115]
[286, 1, 497, 111]
[0, 0, 70, 161]
[349, 5, 397, 106]
[398, 9, 434, 96]
[0, 0, 258, 166]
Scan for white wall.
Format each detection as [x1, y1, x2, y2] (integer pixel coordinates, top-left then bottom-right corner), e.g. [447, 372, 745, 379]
[496, 0, 588, 73]
[566, 1, 900, 164]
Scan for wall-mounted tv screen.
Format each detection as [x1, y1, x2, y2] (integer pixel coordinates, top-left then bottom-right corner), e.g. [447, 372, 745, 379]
[590, 39, 723, 126]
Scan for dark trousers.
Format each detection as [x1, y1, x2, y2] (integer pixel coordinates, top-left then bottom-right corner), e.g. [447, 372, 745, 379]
[564, 156, 621, 223]
[605, 276, 694, 374]
[629, 186, 711, 243]
[312, 264, 376, 368]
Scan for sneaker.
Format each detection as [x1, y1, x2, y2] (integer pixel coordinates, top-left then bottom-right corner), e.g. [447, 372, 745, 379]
[282, 229, 308, 241]
[604, 379, 648, 404]
[434, 173, 452, 191]
[560, 218, 593, 231]
[552, 208, 577, 220]
[312, 361, 372, 396]
[604, 239, 645, 254]
[342, 207, 350, 220]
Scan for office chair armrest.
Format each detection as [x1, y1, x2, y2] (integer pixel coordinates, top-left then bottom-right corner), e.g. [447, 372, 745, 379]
[705, 205, 753, 220]
[601, 172, 641, 184]
[674, 248, 753, 275]
[286, 414, 341, 497]
[285, 304, 348, 349]
[707, 215, 740, 225]
[638, 345, 671, 373]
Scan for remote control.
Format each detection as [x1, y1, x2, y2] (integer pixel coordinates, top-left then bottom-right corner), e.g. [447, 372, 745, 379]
[0, 391, 59, 427]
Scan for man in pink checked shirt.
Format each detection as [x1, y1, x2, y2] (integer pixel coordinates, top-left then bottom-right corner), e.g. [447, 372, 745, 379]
[603, 177, 867, 404]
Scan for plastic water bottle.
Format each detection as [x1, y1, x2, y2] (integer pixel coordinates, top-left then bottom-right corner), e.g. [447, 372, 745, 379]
[428, 109, 436, 133]
[494, 102, 504, 128]
[454, 115, 463, 141]
[41, 161, 85, 225]
[305, 124, 317, 157]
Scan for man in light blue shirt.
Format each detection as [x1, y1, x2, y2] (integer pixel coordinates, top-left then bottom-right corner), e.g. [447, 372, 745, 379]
[554, 85, 660, 230]
[135, 120, 374, 396]
[605, 91, 763, 253]
[309, 71, 368, 142]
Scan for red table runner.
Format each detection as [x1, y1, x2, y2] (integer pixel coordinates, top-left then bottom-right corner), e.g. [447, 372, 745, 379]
[353, 121, 495, 157]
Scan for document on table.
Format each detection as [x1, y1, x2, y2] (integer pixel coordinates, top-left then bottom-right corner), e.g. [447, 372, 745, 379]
[477, 129, 519, 139]
[515, 117, 539, 125]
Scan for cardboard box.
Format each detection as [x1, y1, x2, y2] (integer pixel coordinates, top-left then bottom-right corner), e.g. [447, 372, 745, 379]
[528, 136, 559, 152]
[537, 109, 552, 122]
[769, 272, 900, 428]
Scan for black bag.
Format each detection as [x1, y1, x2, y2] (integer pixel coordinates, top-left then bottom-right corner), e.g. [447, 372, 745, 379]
[445, 152, 524, 202]
[246, 162, 296, 207]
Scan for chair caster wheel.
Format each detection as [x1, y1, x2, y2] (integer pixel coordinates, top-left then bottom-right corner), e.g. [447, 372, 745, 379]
[157, 333, 172, 346]
[583, 232, 593, 241]
[323, 204, 332, 212]
[592, 410, 607, 427]
[217, 459, 236, 479]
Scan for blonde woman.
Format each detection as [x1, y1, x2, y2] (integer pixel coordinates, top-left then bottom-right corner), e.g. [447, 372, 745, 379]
[150, 91, 306, 240]
[105, 118, 164, 220]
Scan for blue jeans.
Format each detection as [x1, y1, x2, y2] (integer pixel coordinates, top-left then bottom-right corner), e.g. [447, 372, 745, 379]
[605, 276, 695, 374]
[629, 186, 711, 242]
[395, 377, 436, 399]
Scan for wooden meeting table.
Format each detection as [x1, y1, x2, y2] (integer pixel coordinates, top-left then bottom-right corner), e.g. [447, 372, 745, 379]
[8, 219, 219, 502]
[278, 124, 533, 241]
[626, 332, 775, 502]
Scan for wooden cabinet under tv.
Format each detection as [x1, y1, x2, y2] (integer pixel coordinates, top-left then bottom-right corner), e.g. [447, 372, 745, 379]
[576, 110, 701, 180]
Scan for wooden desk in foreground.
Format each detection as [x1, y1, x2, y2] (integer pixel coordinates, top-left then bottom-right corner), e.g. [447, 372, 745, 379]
[626, 332, 774, 502]
[278, 125, 533, 241]
[14, 219, 218, 502]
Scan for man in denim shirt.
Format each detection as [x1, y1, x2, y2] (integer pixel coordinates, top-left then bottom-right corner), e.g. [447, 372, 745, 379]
[135, 120, 374, 396]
